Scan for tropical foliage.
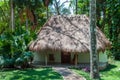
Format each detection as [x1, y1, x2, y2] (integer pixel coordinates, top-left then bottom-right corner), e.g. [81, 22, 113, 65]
[0, 0, 119, 69]
[0, 26, 36, 69]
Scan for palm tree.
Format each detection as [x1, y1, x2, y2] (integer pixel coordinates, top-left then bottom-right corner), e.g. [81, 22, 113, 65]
[89, 0, 100, 79]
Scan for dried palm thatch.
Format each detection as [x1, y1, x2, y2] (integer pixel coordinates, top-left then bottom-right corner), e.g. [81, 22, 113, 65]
[29, 15, 111, 53]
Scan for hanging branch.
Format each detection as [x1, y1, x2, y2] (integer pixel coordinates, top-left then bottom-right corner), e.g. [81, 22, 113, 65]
[54, 0, 60, 15]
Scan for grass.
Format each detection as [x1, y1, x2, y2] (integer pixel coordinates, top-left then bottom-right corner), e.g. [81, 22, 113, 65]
[72, 60, 120, 80]
[0, 68, 63, 80]
[0, 60, 120, 80]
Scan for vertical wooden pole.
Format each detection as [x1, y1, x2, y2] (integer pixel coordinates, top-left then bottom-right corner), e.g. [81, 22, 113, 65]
[75, 53, 78, 67]
[45, 53, 48, 66]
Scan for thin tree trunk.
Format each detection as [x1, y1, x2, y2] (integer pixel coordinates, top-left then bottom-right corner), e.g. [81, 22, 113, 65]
[45, 53, 48, 66]
[76, 0, 78, 14]
[47, 6, 49, 19]
[54, 0, 60, 15]
[89, 0, 100, 79]
[10, 0, 14, 31]
[26, 18, 28, 29]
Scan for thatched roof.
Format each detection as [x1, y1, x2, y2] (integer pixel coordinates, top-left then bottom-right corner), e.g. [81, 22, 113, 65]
[29, 15, 111, 53]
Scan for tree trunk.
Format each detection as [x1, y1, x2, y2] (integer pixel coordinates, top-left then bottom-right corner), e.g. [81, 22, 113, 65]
[54, 0, 60, 15]
[26, 18, 28, 29]
[76, 0, 78, 14]
[10, 0, 14, 31]
[89, 0, 100, 79]
[47, 6, 49, 19]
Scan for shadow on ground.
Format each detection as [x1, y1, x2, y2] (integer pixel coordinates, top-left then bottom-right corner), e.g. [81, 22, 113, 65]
[100, 64, 117, 72]
[0, 68, 63, 80]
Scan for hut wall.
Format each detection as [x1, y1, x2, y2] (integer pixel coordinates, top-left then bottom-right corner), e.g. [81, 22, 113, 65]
[33, 51, 108, 64]
[54, 51, 61, 63]
[48, 51, 61, 63]
[78, 53, 90, 63]
[70, 53, 90, 63]
[99, 52, 108, 63]
[33, 51, 61, 64]
[76, 52, 107, 63]
[33, 52, 45, 64]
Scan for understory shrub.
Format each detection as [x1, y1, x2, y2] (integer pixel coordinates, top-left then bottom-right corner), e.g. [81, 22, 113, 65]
[0, 26, 36, 69]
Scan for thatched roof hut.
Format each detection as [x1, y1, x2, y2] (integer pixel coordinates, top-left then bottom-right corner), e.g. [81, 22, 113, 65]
[29, 15, 111, 53]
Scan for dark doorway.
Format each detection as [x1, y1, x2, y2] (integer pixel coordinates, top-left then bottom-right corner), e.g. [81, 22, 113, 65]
[61, 52, 71, 64]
